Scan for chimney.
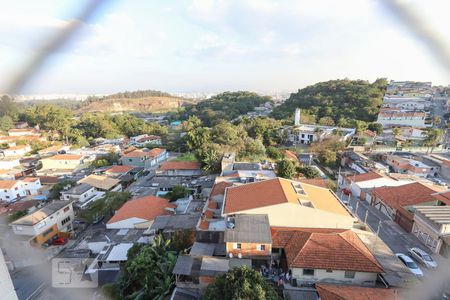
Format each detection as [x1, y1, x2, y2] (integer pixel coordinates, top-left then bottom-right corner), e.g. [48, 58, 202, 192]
[294, 108, 301, 125]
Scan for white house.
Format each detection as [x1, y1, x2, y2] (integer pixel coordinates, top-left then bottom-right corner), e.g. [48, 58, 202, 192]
[377, 109, 427, 128]
[1, 145, 31, 157]
[382, 96, 430, 110]
[60, 183, 98, 203]
[10, 201, 74, 246]
[0, 158, 21, 170]
[285, 124, 355, 145]
[129, 134, 162, 146]
[106, 196, 175, 229]
[0, 178, 42, 202]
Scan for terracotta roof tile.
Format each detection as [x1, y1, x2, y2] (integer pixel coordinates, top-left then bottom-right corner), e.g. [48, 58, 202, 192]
[106, 165, 134, 173]
[272, 229, 383, 273]
[159, 161, 201, 170]
[298, 178, 328, 188]
[122, 150, 148, 158]
[37, 176, 60, 184]
[148, 147, 165, 157]
[210, 181, 233, 197]
[107, 196, 176, 224]
[372, 182, 441, 210]
[284, 150, 299, 161]
[199, 219, 209, 230]
[346, 171, 382, 183]
[316, 284, 400, 300]
[207, 201, 218, 209]
[22, 177, 39, 182]
[0, 180, 19, 189]
[204, 210, 214, 219]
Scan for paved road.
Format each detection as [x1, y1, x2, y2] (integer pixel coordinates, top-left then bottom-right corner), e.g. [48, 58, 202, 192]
[12, 264, 50, 300]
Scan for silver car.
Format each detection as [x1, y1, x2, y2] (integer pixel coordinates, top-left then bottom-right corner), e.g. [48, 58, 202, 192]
[396, 253, 423, 278]
[408, 247, 438, 268]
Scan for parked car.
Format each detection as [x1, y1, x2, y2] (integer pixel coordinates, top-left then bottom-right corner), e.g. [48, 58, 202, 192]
[341, 188, 352, 196]
[52, 237, 68, 246]
[408, 247, 438, 268]
[396, 253, 423, 278]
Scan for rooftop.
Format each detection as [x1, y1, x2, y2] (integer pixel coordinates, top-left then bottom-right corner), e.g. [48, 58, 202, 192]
[316, 284, 399, 300]
[232, 162, 261, 171]
[78, 174, 121, 190]
[414, 205, 450, 224]
[48, 154, 82, 161]
[150, 213, 201, 231]
[271, 228, 383, 273]
[0, 180, 20, 189]
[346, 171, 382, 183]
[224, 214, 272, 244]
[159, 161, 201, 170]
[105, 165, 134, 173]
[62, 183, 94, 195]
[223, 178, 351, 217]
[107, 196, 176, 224]
[11, 201, 71, 226]
[372, 182, 447, 210]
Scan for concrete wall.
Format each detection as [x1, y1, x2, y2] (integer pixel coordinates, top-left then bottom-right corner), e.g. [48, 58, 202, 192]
[226, 242, 271, 258]
[0, 184, 26, 202]
[292, 268, 377, 285]
[41, 158, 81, 170]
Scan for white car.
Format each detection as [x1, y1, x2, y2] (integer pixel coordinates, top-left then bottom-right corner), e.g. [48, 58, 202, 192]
[408, 247, 438, 268]
[396, 253, 423, 278]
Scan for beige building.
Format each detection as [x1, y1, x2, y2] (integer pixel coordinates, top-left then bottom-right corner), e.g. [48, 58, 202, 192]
[40, 154, 83, 171]
[222, 178, 356, 229]
[412, 205, 450, 256]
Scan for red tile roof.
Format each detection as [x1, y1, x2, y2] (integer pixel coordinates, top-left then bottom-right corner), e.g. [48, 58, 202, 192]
[6, 145, 29, 151]
[122, 150, 148, 158]
[106, 165, 134, 174]
[316, 284, 399, 300]
[204, 210, 214, 219]
[148, 147, 165, 157]
[207, 201, 218, 209]
[432, 191, 450, 206]
[107, 196, 176, 224]
[159, 161, 201, 170]
[37, 176, 60, 184]
[49, 154, 82, 160]
[210, 181, 233, 197]
[224, 178, 288, 214]
[372, 182, 441, 210]
[284, 150, 299, 161]
[22, 177, 39, 182]
[346, 171, 382, 183]
[272, 229, 383, 273]
[199, 219, 209, 230]
[0, 180, 19, 189]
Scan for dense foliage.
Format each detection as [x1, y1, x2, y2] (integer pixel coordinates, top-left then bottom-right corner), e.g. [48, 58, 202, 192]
[78, 192, 131, 223]
[272, 79, 388, 123]
[8, 210, 28, 223]
[203, 266, 280, 300]
[163, 185, 190, 201]
[276, 159, 297, 179]
[298, 166, 320, 179]
[85, 90, 172, 104]
[117, 236, 177, 299]
[175, 91, 271, 126]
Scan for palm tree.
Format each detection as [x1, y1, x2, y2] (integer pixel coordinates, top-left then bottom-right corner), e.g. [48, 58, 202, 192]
[392, 127, 401, 137]
[423, 128, 444, 153]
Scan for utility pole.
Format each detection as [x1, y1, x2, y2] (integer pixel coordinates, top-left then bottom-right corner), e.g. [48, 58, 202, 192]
[364, 210, 369, 224]
[355, 200, 359, 215]
[376, 220, 382, 236]
[336, 166, 341, 191]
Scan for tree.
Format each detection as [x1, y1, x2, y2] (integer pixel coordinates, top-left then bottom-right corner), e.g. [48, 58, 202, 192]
[434, 116, 442, 125]
[203, 266, 279, 300]
[201, 144, 222, 174]
[0, 95, 19, 119]
[367, 123, 383, 135]
[298, 166, 320, 179]
[164, 185, 190, 201]
[119, 235, 177, 299]
[185, 127, 211, 152]
[318, 116, 335, 126]
[392, 127, 401, 137]
[266, 146, 283, 160]
[49, 180, 73, 199]
[310, 137, 345, 167]
[0, 115, 13, 132]
[423, 128, 444, 153]
[78, 192, 131, 223]
[276, 159, 297, 179]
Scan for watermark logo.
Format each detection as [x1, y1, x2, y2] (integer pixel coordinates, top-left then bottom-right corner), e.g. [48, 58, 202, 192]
[52, 257, 98, 288]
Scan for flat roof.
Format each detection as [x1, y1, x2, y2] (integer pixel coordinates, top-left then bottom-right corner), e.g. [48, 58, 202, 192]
[190, 242, 216, 256]
[62, 183, 94, 195]
[150, 214, 201, 231]
[11, 201, 70, 226]
[224, 214, 272, 244]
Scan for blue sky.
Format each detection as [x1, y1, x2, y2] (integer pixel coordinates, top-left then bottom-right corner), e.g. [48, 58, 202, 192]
[0, 0, 449, 94]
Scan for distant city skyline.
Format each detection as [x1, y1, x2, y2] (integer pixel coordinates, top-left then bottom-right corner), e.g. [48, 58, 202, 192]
[0, 0, 449, 94]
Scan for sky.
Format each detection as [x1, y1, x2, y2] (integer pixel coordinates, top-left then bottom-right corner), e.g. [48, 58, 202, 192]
[0, 0, 449, 95]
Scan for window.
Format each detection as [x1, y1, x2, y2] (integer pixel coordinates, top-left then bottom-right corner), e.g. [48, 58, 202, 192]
[15, 226, 23, 231]
[61, 216, 71, 226]
[326, 269, 333, 273]
[42, 228, 53, 237]
[257, 244, 266, 251]
[129, 159, 132, 162]
[303, 269, 314, 276]
[233, 243, 242, 250]
[344, 271, 355, 279]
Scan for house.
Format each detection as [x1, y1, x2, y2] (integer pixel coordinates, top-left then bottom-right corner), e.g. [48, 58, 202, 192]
[376, 109, 427, 128]
[340, 171, 408, 201]
[315, 283, 400, 300]
[60, 183, 99, 206]
[224, 214, 272, 265]
[40, 154, 84, 171]
[0, 158, 21, 170]
[105, 165, 134, 177]
[149, 214, 200, 239]
[78, 175, 122, 192]
[7, 128, 39, 137]
[412, 203, 450, 256]
[371, 182, 448, 232]
[383, 155, 438, 178]
[222, 178, 355, 229]
[38, 145, 69, 156]
[120, 148, 168, 169]
[285, 124, 355, 145]
[106, 196, 176, 229]
[0, 178, 42, 202]
[423, 154, 450, 180]
[129, 134, 162, 146]
[157, 161, 203, 177]
[382, 96, 430, 110]
[10, 201, 74, 246]
[1, 145, 31, 157]
[271, 228, 384, 285]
